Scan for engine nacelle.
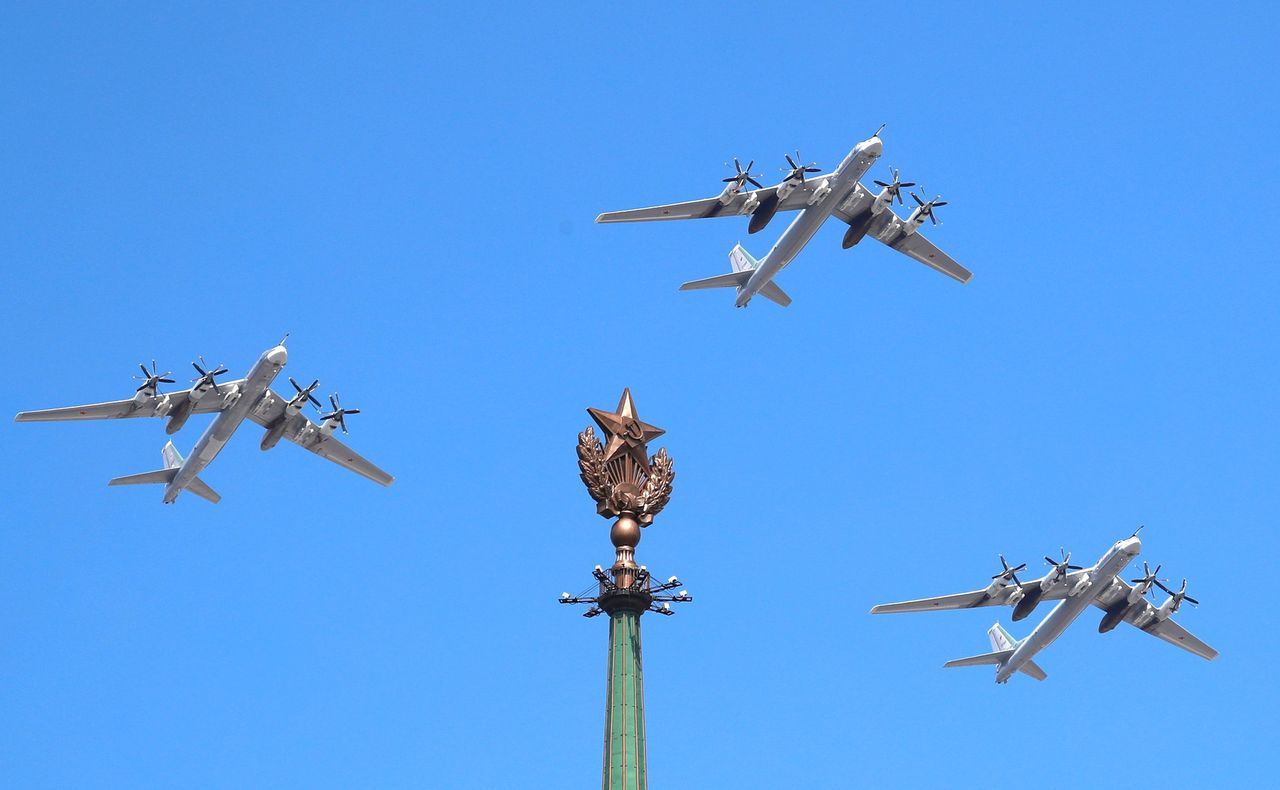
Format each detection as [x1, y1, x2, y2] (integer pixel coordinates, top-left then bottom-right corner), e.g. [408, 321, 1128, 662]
[806, 179, 831, 206]
[1098, 604, 1128, 633]
[1005, 585, 1025, 606]
[166, 399, 194, 435]
[738, 192, 760, 216]
[1070, 575, 1093, 597]
[1012, 587, 1043, 621]
[260, 421, 286, 451]
[718, 181, 743, 206]
[775, 178, 799, 202]
[841, 211, 874, 249]
[747, 193, 780, 234]
[1126, 583, 1149, 605]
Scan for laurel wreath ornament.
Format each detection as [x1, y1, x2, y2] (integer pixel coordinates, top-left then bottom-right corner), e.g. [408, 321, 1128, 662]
[639, 448, 674, 519]
[577, 427, 612, 505]
[577, 426, 674, 523]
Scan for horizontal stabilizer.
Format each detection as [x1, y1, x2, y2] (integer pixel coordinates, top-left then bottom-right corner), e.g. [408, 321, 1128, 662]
[1018, 659, 1047, 681]
[109, 469, 178, 486]
[758, 280, 792, 307]
[943, 649, 1013, 669]
[678, 271, 752, 291]
[185, 475, 221, 504]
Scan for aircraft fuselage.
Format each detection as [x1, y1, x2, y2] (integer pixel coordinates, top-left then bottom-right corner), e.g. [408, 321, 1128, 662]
[163, 345, 287, 503]
[994, 536, 1141, 683]
[736, 136, 883, 307]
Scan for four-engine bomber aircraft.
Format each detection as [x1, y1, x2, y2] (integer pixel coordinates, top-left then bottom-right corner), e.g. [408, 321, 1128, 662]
[14, 339, 393, 503]
[595, 127, 971, 307]
[870, 531, 1216, 683]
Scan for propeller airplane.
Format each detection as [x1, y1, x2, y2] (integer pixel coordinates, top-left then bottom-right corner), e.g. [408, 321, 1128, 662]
[14, 339, 393, 503]
[870, 530, 1217, 683]
[595, 126, 971, 307]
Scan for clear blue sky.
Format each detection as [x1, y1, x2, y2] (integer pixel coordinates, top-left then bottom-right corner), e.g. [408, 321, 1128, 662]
[1, 3, 1276, 787]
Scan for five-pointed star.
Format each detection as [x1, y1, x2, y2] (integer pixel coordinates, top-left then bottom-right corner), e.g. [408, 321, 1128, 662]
[587, 388, 665, 473]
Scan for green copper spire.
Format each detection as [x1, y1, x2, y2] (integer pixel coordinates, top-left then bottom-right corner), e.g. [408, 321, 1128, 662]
[603, 608, 646, 790]
[562, 391, 692, 790]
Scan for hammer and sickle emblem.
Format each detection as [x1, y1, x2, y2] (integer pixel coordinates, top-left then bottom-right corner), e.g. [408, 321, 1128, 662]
[622, 419, 645, 440]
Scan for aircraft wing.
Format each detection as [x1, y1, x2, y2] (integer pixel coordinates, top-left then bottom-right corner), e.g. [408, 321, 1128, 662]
[596, 180, 829, 224]
[15, 381, 248, 422]
[248, 391, 394, 487]
[832, 184, 972, 283]
[1091, 580, 1219, 660]
[886, 232, 973, 283]
[870, 582, 1072, 614]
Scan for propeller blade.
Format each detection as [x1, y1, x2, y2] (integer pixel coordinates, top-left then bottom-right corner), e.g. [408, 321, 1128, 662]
[933, 200, 949, 207]
[746, 177, 762, 188]
[1184, 595, 1200, 606]
[911, 192, 924, 206]
[900, 181, 916, 188]
[722, 176, 738, 183]
[785, 154, 797, 169]
[139, 363, 151, 377]
[873, 180, 889, 188]
[343, 408, 361, 415]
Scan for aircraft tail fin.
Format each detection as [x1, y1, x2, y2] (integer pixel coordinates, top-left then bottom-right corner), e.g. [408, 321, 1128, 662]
[678, 244, 790, 306]
[988, 622, 1019, 652]
[107, 441, 220, 503]
[728, 242, 759, 273]
[943, 649, 1014, 669]
[162, 441, 183, 470]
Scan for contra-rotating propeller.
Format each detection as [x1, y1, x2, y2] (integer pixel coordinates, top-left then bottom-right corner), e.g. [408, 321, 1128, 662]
[873, 167, 916, 205]
[909, 191, 949, 225]
[992, 554, 1027, 585]
[320, 393, 361, 434]
[288, 377, 322, 409]
[133, 360, 175, 393]
[783, 151, 821, 183]
[1044, 548, 1083, 581]
[1130, 561, 1165, 592]
[1154, 578, 1200, 607]
[191, 356, 229, 393]
[722, 158, 763, 190]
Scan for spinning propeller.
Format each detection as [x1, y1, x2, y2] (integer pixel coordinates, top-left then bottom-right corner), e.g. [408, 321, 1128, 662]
[873, 167, 916, 205]
[909, 191, 949, 225]
[1044, 548, 1083, 581]
[992, 554, 1027, 586]
[288, 377, 322, 409]
[722, 158, 763, 190]
[783, 151, 821, 183]
[1130, 561, 1165, 592]
[1154, 578, 1200, 607]
[191, 356, 228, 394]
[133, 360, 175, 393]
[320, 393, 360, 434]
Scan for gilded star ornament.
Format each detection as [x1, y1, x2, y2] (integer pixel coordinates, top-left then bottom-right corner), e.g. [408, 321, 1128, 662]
[587, 388, 665, 473]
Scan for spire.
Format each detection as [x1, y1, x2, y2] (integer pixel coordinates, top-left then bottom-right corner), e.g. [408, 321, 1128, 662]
[560, 390, 692, 789]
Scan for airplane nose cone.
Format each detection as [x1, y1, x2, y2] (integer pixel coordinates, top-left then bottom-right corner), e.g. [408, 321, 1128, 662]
[864, 137, 883, 157]
[266, 346, 288, 366]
